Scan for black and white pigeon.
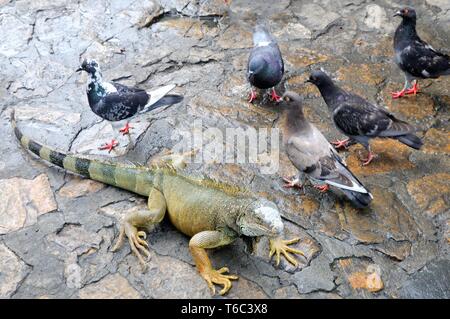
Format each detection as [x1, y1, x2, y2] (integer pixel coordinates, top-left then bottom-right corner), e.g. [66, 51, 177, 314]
[392, 7, 450, 99]
[76, 59, 183, 152]
[280, 91, 373, 208]
[247, 24, 284, 103]
[307, 70, 423, 165]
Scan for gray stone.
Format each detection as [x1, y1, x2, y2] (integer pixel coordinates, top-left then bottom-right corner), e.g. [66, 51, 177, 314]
[398, 259, 450, 298]
[0, 243, 29, 298]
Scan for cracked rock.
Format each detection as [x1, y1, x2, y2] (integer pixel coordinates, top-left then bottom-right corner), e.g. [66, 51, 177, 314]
[0, 174, 57, 235]
[0, 243, 29, 298]
[79, 273, 141, 299]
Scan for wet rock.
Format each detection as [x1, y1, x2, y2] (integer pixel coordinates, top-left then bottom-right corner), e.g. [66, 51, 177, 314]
[79, 273, 141, 299]
[0, 243, 29, 298]
[58, 176, 105, 198]
[406, 173, 450, 217]
[0, 174, 57, 235]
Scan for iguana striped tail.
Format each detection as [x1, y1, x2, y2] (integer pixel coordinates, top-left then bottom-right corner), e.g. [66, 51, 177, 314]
[11, 110, 154, 196]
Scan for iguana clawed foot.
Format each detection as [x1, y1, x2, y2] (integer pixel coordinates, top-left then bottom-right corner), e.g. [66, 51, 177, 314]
[269, 237, 306, 267]
[112, 222, 150, 270]
[199, 266, 238, 296]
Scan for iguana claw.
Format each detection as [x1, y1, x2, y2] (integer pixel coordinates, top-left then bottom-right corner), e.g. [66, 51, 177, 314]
[269, 237, 306, 267]
[200, 267, 238, 295]
[112, 222, 150, 270]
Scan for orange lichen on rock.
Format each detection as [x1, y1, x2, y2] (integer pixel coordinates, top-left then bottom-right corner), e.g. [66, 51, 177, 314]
[346, 139, 414, 176]
[407, 173, 450, 217]
[423, 128, 450, 155]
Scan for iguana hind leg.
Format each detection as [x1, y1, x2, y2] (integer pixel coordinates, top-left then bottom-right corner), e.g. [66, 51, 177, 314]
[112, 187, 166, 270]
[189, 231, 238, 295]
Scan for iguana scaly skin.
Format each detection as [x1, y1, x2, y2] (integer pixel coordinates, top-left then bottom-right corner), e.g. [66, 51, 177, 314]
[11, 110, 305, 295]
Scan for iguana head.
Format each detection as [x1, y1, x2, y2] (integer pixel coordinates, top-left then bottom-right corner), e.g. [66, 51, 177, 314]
[238, 199, 284, 237]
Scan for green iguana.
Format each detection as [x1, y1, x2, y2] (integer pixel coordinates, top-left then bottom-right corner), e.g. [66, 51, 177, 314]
[11, 110, 305, 295]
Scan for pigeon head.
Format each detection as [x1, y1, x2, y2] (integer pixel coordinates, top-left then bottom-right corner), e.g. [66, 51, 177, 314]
[306, 70, 334, 87]
[393, 7, 416, 21]
[282, 91, 301, 104]
[76, 59, 101, 75]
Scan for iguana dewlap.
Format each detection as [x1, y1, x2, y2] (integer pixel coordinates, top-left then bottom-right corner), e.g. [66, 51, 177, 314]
[11, 110, 305, 295]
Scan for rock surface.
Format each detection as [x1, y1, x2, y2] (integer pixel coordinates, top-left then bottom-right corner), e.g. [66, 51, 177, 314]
[0, 0, 449, 299]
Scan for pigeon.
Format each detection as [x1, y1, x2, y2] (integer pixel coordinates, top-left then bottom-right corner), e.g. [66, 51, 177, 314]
[307, 70, 423, 165]
[392, 7, 450, 99]
[247, 24, 284, 103]
[76, 59, 183, 152]
[280, 91, 373, 208]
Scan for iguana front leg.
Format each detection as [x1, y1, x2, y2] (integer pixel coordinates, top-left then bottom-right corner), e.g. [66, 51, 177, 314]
[269, 237, 306, 267]
[112, 188, 166, 269]
[189, 230, 238, 295]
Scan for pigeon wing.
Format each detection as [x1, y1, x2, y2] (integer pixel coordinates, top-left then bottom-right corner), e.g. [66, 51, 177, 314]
[287, 132, 368, 193]
[400, 40, 450, 78]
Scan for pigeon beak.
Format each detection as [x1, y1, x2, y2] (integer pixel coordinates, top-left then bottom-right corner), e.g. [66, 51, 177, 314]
[76, 67, 83, 72]
[393, 11, 401, 17]
[305, 79, 312, 84]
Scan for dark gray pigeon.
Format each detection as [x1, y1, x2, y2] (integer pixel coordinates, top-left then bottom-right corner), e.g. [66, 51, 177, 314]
[392, 7, 450, 98]
[77, 59, 183, 152]
[307, 70, 423, 165]
[280, 91, 373, 208]
[247, 24, 284, 103]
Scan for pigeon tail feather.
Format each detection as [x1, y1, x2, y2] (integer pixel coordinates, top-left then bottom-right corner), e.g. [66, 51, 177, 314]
[341, 189, 373, 208]
[395, 133, 423, 150]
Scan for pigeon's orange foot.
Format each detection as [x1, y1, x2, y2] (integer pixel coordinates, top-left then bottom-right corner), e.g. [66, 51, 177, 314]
[314, 184, 329, 193]
[405, 82, 420, 95]
[248, 90, 257, 103]
[282, 177, 302, 189]
[269, 88, 282, 102]
[119, 123, 132, 135]
[332, 138, 350, 150]
[362, 152, 375, 166]
[391, 89, 406, 99]
[99, 139, 118, 153]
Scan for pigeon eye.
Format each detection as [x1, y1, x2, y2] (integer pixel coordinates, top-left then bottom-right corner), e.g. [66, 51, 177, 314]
[404, 9, 408, 14]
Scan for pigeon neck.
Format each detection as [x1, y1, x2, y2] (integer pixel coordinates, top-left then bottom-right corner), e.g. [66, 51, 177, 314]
[396, 18, 417, 42]
[87, 71, 107, 103]
[286, 103, 309, 133]
[317, 82, 343, 109]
